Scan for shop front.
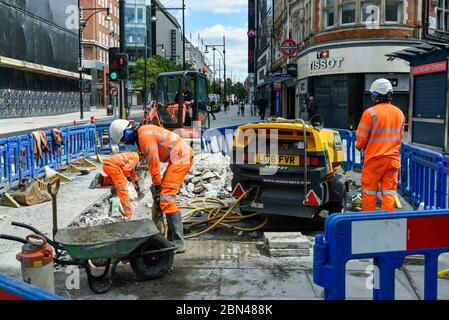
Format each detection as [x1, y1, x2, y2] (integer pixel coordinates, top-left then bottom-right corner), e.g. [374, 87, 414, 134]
[296, 41, 418, 129]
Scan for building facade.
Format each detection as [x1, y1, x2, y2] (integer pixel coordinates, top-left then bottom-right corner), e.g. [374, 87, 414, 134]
[251, 0, 447, 129]
[81, 0, 120, 108]
[125, 0, 152, 65]
[185, 40, 213, 80]
[0, 0, 87, 118]
[151, 0, 183, 64]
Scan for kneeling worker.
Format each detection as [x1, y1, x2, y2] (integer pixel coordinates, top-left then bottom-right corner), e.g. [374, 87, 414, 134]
[355, 78, 405, 212]
[102, 151, 141, 218]
[109, 120, 194, 253]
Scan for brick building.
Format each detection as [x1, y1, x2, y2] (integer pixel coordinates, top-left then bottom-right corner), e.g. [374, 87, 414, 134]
[252, 0, 449, 129]
[81, 0, 120, 108]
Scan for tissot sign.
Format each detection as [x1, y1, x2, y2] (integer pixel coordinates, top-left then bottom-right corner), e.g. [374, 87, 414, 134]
[310, 50, 344, 72]
[297, 45, 411, 79]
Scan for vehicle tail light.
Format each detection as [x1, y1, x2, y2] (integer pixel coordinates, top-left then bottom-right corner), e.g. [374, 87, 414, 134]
[303, 190, 321, 206]
[232, 183, 245, 198]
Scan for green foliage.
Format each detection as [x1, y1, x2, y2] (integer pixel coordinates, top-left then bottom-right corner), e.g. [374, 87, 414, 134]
[207, 77, 248, 100]
[130, 55, 194, 89]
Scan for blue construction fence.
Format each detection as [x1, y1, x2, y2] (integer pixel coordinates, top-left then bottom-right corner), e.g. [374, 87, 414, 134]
[314, 210, 449, 300]
[2, 121, 449, 212]
[0, 124, 100, 195]
[201, 125, 449, 211]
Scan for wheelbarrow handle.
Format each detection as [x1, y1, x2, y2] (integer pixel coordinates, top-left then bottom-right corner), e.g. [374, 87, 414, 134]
[11, 221, 64, 251]
[47, 176, 61, 197]
[0, 234, 27, 244]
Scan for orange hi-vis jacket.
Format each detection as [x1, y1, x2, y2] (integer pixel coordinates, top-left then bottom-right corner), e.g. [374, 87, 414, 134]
[137, 125, 193, 186]
[102, 152, 140, 217]
[104, 152, 140, 183]
[356, 103, 406, 164]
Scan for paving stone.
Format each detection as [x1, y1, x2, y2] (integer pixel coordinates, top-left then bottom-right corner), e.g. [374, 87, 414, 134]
[264, 232, 311, 250]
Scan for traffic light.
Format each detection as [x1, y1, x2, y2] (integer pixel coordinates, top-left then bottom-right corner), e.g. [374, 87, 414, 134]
[109, 47, 119, 81]
[116, 53, 129, 80]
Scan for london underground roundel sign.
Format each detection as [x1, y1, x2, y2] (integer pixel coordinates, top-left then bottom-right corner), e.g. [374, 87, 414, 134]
[280, 39, 299, 57]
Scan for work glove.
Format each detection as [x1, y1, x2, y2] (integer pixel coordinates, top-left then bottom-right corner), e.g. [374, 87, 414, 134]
[151, 184, 162, 204]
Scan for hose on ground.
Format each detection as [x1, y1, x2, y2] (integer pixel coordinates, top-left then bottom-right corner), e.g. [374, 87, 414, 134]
[180, 192, 269, 238]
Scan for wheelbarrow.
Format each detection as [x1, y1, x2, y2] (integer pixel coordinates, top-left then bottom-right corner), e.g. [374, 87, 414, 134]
[0, 177, 176, 294]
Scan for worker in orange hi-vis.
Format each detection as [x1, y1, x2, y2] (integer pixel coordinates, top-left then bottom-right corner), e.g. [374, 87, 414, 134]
[109, 120, 194, 254]
[356, 78, 406, 212]
[102, 151, 141, 218]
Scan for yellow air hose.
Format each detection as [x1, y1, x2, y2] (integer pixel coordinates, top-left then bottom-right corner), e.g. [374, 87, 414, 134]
[180, 192, 269, 238]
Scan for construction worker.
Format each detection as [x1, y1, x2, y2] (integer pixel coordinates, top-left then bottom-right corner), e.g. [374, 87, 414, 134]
[109, 120, 194, 253]
[102, 151, 141, 218]
[356, 78, 406, 212]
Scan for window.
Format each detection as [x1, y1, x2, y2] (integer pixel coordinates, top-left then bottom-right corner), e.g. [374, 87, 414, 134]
[385, 0, 402, 22]
[323, 0, 335, 28]
[340, 3, 356, 24]
[125, 7, 135, 24]
[137, 8, 144, 23]
[305, 1, 312, 37]
[436, 0, 449, 32]
[361, 1, 380, 25]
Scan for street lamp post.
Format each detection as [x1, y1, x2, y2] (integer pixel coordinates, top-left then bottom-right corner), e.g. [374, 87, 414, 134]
[205, 36, 226, 100]
[78, 3, 111, 120]
[151, 1, 186, 70]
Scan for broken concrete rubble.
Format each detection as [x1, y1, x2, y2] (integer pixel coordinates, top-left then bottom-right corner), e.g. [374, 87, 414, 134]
[179, 153, 234, 199]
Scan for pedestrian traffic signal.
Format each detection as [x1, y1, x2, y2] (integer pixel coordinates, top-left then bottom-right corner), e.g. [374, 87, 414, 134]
[109, 47, 119, 81]
[116, 53, 129, 80]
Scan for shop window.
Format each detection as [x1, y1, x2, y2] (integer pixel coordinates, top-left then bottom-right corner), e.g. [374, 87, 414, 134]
[385, 0, 403, 23]
[361, 1, 380, 25]
[340, 2, 356, 25]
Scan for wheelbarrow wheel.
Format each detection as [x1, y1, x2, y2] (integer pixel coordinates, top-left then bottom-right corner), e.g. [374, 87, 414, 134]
[130, 234, 174, 281]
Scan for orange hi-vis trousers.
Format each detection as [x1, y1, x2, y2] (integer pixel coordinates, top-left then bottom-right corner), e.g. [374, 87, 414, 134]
[159, 158, 194, 215]
[103, 164, 133, 217]
[361, 157, 400, 212]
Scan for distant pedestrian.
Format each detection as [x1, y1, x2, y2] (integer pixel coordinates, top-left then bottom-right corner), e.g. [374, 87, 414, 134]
[258, 97, 268, 120]
[307, 96, 317, 121]
[239, 101, 245, 117]
[208, 101, 216, 120]
[224, 100, 230, 113]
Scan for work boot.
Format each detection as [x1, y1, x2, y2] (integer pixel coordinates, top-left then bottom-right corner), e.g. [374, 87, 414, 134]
[166, 212, 186, 254]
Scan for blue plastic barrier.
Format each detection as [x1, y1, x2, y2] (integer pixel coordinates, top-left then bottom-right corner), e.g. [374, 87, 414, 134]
[65, 124, 97, 164]
[0, 139, 8, 193]
[202, 124, 239, 156]
[334, 129, 353, 172]
[438, 155, 449, 209]
[95, 123, 112, 153]
[314, 210, 449, 300]
[0, 274, 65, 300]
[32, 129, 66, 179]
[409, 146, 443, 209]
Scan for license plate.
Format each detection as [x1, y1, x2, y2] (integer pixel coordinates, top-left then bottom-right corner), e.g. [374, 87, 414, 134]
[256, 154, 300, 166]
[250, 201, 264, 209]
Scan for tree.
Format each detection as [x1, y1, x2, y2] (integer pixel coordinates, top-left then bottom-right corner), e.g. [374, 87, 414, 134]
[130, 55, 194, 89]
[233, 82, 248, 101]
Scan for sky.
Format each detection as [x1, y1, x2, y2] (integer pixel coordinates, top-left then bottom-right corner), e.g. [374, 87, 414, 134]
[163, 0, 248, 83]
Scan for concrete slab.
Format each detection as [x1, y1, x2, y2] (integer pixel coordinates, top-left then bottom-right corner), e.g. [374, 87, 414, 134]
[269, 248, 310, 257]
[263, 232, 311, 250]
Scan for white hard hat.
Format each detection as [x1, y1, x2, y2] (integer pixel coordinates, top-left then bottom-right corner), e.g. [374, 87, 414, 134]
[370, 78, 393, 97]
[109, 119, 130, 153]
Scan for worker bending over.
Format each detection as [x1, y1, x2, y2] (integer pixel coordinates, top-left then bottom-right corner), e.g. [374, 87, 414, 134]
[109, 120, 194, 253]
[355, 78, 405, 212]
[102, 151, 141, 218]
